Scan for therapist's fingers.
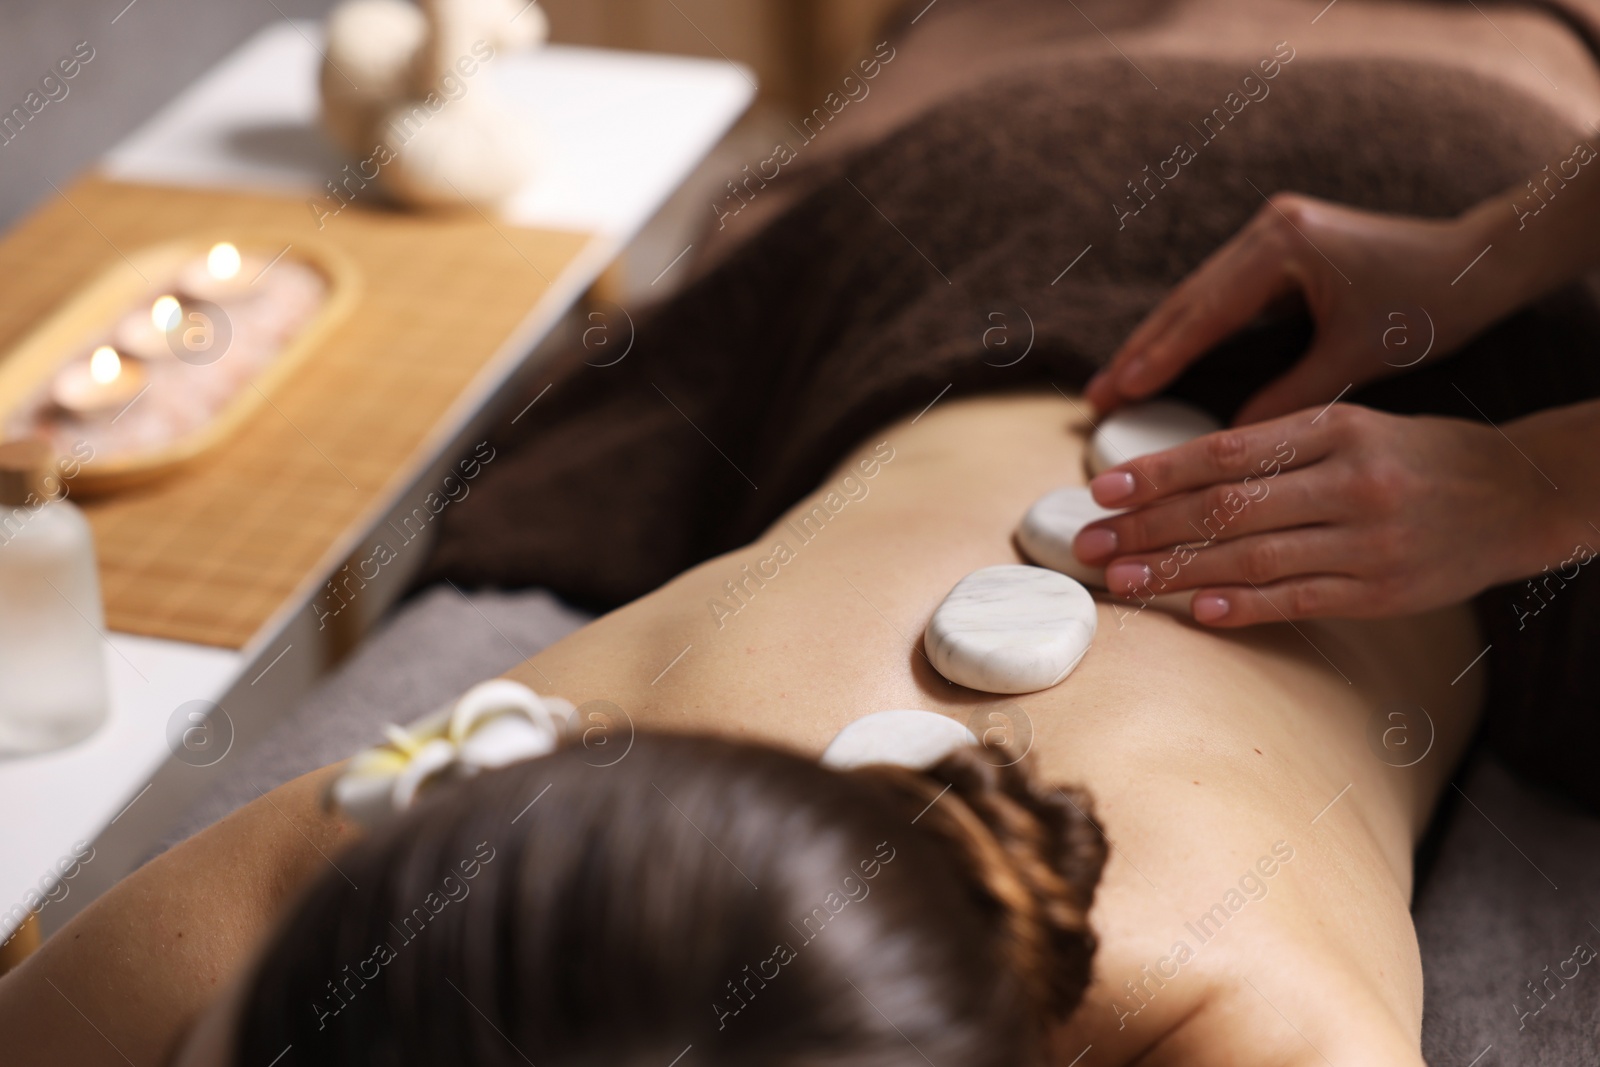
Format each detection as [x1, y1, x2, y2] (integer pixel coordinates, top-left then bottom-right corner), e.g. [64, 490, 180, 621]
[1077, 471, 1330, 563]
[1232, 341, 1364, 426]
[1089, 246, 1289, 410]
[1088, 409, 1335, 509]
[1101, 529, 1356, 598]
[1088, 198, 1311, 412]
[1186, 575, 1371, 627]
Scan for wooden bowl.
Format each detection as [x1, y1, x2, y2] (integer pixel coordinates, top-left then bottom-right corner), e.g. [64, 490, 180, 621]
[0, 233, 360, 494]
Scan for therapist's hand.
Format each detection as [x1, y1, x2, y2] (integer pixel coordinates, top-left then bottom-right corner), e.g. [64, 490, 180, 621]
[1074, 404, 1546, 626]
[1085, 194, 1515, 424]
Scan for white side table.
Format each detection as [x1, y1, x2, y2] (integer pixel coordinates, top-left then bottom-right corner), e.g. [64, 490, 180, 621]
[0, 21, 753, 940]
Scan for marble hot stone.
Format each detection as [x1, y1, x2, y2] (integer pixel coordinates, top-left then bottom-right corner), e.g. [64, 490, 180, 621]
[1017, 487, 1196, 617]
[924, 565, 1097, 694]
[1087, 399, 1221, 477]
[1016, 486, 1120, 587]
[821, 709, 979, 771]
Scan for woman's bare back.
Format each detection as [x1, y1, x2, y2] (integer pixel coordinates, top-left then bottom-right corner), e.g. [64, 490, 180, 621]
[510, 389, 1485, 1064]
[0, 391, 1486, 1067]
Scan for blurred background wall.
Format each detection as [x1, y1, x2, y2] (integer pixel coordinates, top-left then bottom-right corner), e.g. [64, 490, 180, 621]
[0, 0, 908, 231]
[537, 0, 908, 107]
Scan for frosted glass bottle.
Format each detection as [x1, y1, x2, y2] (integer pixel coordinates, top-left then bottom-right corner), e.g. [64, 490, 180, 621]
[0, 440, 109, 754]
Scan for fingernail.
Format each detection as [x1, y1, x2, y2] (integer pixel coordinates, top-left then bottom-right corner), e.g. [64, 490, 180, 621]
[1090, 471, 1137, 505]
[1074, 526, 1118, 562]
[1192, 594, 1230, 622]
[1106, 561, 1153, 597]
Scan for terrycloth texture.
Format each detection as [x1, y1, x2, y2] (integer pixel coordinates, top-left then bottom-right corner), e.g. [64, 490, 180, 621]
[1417, 754, 1600, 1063]
[426, 55, 1600, 603]
[1532, 0, 1600, 59]
[160, 587, 590, 850]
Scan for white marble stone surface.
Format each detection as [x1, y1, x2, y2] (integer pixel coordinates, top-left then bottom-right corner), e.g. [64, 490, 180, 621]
[821, 710, 979, 771]
[1087, 400, 1222, 476]
[1016, 486, 1121, 587]
[924, 565, 1097, 694]
[1016, 489, 1196, 619]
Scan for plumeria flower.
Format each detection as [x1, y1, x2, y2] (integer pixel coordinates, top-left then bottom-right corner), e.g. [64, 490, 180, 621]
[329, 679, 576, 827]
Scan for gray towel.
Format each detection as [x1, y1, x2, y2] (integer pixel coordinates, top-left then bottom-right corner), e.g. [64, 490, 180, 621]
[159, 586, 590, 850]
[1418, 755, 1600, 1064]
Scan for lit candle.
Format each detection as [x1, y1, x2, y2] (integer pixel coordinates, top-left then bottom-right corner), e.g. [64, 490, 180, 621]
[113, 294, 184, 361]
[178, 242, 259, 302]
[153, 294, 182, 331]
[209, 242, 241, 279]
[51, 346, 149, 416]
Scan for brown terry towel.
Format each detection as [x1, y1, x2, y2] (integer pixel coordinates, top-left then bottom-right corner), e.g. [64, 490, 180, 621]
[1528, 0, 1600, 59]
[426, 7, 1600, 805]
[427, 52, 1600, 595]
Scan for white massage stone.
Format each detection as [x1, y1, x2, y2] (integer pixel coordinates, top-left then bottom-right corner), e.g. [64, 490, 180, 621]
[1087, 400, 1222, 477]
[1016, 489, 1196, 616]
[1016, 486, 1120, 587]
[925, 565, 1097, 694]
[821, 710, 979, 771]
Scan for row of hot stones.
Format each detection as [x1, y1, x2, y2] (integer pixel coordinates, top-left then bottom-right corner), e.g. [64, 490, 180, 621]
[923, 400, 1219, 695]
[326, 400, 1227, 825]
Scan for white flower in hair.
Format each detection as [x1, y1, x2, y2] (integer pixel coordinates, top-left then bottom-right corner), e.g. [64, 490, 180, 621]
[330, 679, 575, 827]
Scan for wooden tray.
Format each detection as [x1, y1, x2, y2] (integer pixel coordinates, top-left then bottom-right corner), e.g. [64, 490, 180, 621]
[0, 177, 591, 649]
[0, 234, 361, 493]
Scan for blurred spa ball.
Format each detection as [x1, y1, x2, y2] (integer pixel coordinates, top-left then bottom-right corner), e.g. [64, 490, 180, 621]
[966, 701, 1034, 766]
[1365, 702, 1434, 768]
[1378, 305, 1434, 370]
[570, 698, 635, 768]
[580, 302, 635, 368]
[166, 300, 234, 367]
[980, 305, 1034, 368]
[166, 700, 235, 768]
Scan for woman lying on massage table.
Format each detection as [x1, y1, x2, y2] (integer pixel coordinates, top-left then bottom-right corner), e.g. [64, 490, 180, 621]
[0, 389, 1484, 1067]
[19, 0, 1600, 1057]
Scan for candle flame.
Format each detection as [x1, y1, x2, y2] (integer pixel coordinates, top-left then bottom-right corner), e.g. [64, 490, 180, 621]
[152, 295, 181, 333]
[90, 346, 123, 385]
[207, 242, 242, 282]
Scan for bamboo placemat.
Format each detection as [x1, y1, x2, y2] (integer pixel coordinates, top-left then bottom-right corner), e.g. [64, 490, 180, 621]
[0, 177, 590, 649]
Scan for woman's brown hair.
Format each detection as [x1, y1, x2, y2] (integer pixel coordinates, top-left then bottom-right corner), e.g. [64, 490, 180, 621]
[236, 732, 1106, 1067]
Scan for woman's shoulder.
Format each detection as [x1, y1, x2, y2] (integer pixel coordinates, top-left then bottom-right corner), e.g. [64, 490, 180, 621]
[1057, 931, 1425, 1067]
